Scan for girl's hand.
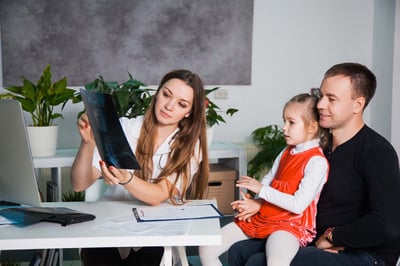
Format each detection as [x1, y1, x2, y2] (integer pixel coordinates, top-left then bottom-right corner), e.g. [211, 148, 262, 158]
[77, 113, 95, 145]
[231, 191, 252, 213]
[231, 190, 261, 222]
[236, 175, 263, 194]
[99, 160, 133, 185]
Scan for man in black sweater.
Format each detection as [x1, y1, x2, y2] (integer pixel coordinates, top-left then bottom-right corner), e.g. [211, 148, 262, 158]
[228, 63, 400, 265]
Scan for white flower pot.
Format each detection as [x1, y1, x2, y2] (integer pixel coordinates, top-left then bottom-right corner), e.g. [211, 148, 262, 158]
[207, 126, 214, 147]
[26, 125, 58, 157]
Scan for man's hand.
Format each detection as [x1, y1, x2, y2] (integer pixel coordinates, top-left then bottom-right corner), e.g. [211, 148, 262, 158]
[315, 235, 345, 253]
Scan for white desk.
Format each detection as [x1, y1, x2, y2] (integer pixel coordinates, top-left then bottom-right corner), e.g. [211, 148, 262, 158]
[0, 200, 221, 266]
[33, 142, 247, 201]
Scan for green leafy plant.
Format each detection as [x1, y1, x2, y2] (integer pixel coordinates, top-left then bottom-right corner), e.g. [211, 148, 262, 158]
[205, 87, 238, 127]
[247, 124, 286, 180]
[0, 64, 76, 126]
[74, 73, 154, 118]
[0, 259, 20, 266]
[62, 191, 85, 202]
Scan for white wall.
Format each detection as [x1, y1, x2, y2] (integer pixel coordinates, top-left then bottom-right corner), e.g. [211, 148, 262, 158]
[392, 0, 400, 154]
[1, 0, 396, 150]
[371, 0, 396, 141]
[213, 0, 377, 144]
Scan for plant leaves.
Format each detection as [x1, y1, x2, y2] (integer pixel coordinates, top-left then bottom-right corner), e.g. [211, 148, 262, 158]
[0, 64, 76, 126]
[247, 125, 286, 180]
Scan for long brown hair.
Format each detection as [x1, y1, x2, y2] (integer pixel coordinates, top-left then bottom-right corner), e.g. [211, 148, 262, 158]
[135, 69, 209, 204]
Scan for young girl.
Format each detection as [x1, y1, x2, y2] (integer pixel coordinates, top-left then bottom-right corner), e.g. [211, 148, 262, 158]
[199, 93, 329, 266]
[70, 69, 209, 266]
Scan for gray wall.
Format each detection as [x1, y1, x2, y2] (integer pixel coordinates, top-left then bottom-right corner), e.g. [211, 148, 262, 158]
[371, 0, 396, 141]
[0, 0, 253, 86]
[392, 1, 400, 155]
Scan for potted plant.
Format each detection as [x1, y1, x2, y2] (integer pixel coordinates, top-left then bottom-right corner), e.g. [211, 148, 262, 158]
[74, 73, 154, 118]
[205, 87, 238, 128]
[0, 64, 76, 157]
[205, 87, 238, 145]
[247, 124, 286, 180]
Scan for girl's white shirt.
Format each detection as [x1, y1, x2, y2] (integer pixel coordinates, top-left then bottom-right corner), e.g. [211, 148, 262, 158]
[258, 139, 328, 214]
[91, 116, 201, 201]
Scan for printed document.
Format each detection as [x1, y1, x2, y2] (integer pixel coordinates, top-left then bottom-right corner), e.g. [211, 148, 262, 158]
[133, 204, 222, 222]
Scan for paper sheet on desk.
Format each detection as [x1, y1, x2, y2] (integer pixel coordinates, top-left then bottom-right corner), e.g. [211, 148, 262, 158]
[133, 204, 222, 222]
[97, 214, 192, 235]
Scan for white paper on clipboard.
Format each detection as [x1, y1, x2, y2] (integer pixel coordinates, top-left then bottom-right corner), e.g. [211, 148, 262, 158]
[132, 204, 222, 222]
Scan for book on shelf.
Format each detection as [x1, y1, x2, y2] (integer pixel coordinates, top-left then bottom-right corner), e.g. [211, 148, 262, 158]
[39, 249, 47, 266]
[29, 251, 42, 266]
[46, 181, 58, 202]
[45, 248, 55, 266]
[52, 250, 59, 266]
[31, 249, 59, 266]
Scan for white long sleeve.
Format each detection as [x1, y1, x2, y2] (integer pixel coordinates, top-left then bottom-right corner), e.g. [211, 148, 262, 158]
[258, 139, 328, 214]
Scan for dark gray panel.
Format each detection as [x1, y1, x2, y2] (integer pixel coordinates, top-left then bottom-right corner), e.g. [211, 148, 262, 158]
[1, 0, 253, 86]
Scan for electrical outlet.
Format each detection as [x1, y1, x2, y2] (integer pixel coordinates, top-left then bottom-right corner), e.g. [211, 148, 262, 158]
[214, 89, 228, 99]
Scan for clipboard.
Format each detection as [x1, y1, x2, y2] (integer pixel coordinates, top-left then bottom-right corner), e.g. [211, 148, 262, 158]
[132, 204, 223, 222]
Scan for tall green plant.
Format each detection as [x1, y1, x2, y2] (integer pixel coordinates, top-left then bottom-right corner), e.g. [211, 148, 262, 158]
[0, 64, 76, 126]
[247, 125, 286, 180]
[74, 73, 154, 118]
